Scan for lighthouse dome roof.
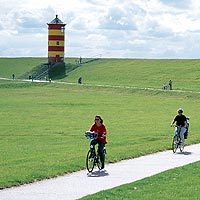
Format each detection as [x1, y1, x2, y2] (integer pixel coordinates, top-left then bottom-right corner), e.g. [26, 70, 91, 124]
[49, 15, 64, 24]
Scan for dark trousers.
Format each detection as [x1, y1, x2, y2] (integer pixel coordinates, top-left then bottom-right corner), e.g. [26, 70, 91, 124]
[90, 140, 105, 165]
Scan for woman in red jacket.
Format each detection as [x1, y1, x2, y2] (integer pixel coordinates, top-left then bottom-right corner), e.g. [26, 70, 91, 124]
[90, 115, 107, 169]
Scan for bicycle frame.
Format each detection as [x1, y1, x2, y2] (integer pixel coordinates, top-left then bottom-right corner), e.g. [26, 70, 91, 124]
[172, 126, 184, 153]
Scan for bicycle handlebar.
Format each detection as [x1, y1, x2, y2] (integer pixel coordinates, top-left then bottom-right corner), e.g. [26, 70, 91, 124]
[85, 131, 98, 140]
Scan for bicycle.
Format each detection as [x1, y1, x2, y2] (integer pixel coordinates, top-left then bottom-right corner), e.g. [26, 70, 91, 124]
[85, 131, 106, 173]
[172, 125, 185, 153]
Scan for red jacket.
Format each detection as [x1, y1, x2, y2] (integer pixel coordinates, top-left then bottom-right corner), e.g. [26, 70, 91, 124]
[90, 123, 107, 144]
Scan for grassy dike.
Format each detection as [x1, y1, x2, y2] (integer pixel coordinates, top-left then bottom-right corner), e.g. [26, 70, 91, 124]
[0, 58, 47, 78]
[0, 57, 77, 79]
[64, 59, 200, 91]
[0, 80, 200, 188]
[82, 161, 200, 200]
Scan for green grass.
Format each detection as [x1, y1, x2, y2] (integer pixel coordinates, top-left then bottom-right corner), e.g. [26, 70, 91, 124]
[64, 59, 200, 91]
[1, 58, 200, 190]
[0, 80, 200, 188]
[1, 58, 200, 92]
[0, 57, 77, 79]
[82, 161, 200, 200]
[0, 58, 47, 78]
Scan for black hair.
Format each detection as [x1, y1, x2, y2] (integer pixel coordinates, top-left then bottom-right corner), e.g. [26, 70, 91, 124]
[177, 108, 183, 113]
[95, 115, 103, 124]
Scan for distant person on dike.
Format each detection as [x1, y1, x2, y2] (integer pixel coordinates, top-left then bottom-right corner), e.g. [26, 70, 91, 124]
[78, 77, 82, 84]
[169, 80, 172, 90]
[12, 74, 15, 80]
[171, 108, 187, 143]
[90, 115, 107, 170]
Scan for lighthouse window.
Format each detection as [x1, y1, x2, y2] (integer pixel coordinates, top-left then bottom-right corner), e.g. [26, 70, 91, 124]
[61, 27, 64, 33]
[57, 41, 59, 45]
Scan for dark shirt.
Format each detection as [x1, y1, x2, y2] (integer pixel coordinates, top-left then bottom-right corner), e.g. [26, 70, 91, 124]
[174, 115, 186, 126]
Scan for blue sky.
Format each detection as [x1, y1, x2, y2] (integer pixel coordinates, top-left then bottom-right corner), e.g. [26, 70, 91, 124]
[0, 0, 200, 58]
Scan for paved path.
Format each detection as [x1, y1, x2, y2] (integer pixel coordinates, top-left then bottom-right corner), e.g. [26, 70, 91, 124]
[1, 77, 200, 95]
[1, 143, 200, 200]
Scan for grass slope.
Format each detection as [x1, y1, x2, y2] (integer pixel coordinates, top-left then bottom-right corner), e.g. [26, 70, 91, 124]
[82, 161, 200, 200]
[0, 57, 78, 79]
[64, 59, 200, 91]
[0, 81, 200, 188]
[0, 58, 47, 78]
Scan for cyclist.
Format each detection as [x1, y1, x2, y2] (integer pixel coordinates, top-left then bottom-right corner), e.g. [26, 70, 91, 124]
[171, 108, 187, 144]
[184, 116, 190, 139]
[89, 115, 107, 170]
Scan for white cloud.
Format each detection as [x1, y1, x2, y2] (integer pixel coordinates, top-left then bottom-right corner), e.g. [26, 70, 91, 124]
[0, 0, 200, 58]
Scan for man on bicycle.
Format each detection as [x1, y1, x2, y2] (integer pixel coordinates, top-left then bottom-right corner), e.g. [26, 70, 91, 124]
[171, 108, 187, 144]
[90, 115, 107, 170]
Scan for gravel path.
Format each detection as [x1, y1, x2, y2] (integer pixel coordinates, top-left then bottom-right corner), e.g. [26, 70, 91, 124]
[1, 143, 200, 200]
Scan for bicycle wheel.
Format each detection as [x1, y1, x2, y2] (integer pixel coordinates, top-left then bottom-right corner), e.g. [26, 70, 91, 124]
[86, 150, 95, 173]
[172, 135, 178, 153]
[96, 156, 102, 170]
[97, 150, 105, 170]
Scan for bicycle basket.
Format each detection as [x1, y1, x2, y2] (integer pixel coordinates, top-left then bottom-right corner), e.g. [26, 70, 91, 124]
[85, 131, 98, 140]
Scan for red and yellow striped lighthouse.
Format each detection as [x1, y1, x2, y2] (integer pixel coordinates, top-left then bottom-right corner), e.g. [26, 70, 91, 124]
[47, 15, 66, 64]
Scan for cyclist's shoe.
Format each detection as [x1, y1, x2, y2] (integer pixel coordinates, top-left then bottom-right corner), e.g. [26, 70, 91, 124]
[100, 163, 104, 170]
[100, 167, 104, 170]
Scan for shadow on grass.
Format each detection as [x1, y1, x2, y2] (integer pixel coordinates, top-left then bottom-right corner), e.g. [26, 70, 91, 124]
[87, 170, 109, 178]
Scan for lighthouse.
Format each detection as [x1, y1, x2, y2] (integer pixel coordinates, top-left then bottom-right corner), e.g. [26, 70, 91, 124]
[47, 15, 66, 65]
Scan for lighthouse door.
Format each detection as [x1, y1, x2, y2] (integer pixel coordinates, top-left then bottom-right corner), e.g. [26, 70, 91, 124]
[56, 55, 60, 62]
